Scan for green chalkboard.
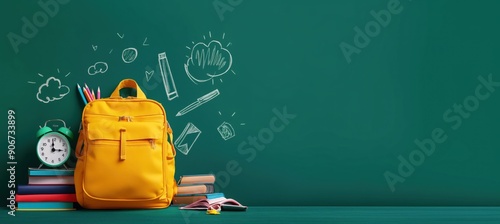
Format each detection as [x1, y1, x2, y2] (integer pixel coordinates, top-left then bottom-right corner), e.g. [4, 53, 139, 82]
[2, 0, 500, 206]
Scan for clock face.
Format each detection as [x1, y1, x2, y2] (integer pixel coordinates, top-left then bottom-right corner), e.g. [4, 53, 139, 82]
[36, 132, 71, 167]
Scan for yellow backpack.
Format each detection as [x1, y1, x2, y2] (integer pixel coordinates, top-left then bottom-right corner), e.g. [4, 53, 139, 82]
[74, 79, 176, 209]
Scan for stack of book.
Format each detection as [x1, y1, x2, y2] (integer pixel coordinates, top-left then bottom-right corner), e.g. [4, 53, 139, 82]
[16, 168, 76, 211]
[173, 173, 225, 205]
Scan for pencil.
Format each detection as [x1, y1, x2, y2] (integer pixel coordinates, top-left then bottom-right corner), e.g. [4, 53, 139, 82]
[83, 88, 92, 103]
[76, 83, 88, 105]
[84, 83, 93, 101]
[91, 89, 95, 101]
[97, 87, 100, 99]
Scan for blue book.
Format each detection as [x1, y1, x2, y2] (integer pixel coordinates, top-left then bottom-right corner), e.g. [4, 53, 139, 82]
[17, 185, 75, 195]
[17, 202, 74, 209]
[29, 168, 74, 176]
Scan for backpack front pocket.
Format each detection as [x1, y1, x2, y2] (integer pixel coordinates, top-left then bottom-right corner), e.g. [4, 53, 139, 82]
[83, 122, 165, 201]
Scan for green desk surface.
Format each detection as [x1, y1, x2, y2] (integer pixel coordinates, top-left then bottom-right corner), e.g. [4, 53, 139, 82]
[2, 206, 500, 224]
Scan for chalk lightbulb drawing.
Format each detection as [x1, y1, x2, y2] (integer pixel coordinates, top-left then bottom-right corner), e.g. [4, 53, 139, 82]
[184, 32, 236, 85]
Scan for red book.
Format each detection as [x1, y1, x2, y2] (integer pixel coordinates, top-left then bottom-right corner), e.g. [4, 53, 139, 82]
[16, 193, 77, 202]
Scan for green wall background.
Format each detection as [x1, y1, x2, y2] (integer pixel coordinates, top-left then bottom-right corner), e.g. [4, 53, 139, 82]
[1, 0, 500, 206]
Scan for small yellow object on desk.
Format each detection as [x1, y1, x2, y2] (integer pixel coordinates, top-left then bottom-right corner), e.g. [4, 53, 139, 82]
[206, 206, 221, 215]
[206, 209, 220, 215]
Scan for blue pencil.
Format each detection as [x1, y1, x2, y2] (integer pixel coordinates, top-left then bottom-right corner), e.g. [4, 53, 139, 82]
[77, 83, 88, 105]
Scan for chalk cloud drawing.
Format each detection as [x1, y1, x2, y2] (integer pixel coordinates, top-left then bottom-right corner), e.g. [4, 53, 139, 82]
[122, 47, 138, 63]
[185, 32, 234, 84]
[36, 77, 70, 104]
[175, 122, 202, 155]
[88, 62, 108, 75]
[176, 89, 220, 117]
[217, 121, 235, 140]
[158, 52, 178, 100]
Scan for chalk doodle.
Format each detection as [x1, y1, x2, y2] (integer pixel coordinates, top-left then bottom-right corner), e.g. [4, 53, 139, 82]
[175, 122, 202, 155]
[176, 89, 220, 117]
[36, 76, 70, 104]
[145, 70, 154, 82]
[185, 32, 235, 85]
[88, 62, 108, 76]
[158, 52, 179, 100]
[217, 121, 235, 140]
[122, 47, 138, 63]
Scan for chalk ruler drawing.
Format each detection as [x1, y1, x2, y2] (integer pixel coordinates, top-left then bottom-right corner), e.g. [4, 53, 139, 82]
[158, 52, 179, 100]
[185, 32, 234, 84]
[36, 77, 70, 104]
[175, 122, 202, 155]
[176, 89, 220, 117]
[88, 62, 108, 75]
[122, 47, 138, 63]
[217, 121, 235, 140]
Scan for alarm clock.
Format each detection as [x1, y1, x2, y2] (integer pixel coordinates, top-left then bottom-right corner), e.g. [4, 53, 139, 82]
[35, 119, 74, 168]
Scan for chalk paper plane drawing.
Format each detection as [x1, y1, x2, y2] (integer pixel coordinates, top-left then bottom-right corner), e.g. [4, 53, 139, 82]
[35, 76, 70, 104]
[175, 122, 202, 155]
[122, 47, 138, 63]
[158, 52, 179, 100]
[217, 121, 235, 141]
[184, 32, 235, 85]
[145, 70, 154, 82]
[176, 89, 220, 117]
[88, 62, 108, 75]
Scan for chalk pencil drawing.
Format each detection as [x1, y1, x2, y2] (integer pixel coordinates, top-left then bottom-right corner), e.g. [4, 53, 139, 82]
[175, 122, 202, 155]
[184, 32, 235, 84]
[122, 47, 138, 63]
[145, 70, 154, 82]
[217, 121, 235, 140]
[158, 52, 179, 100]
[36, 77, 70, 104]
[88, 62, 108, 75]
[176, 89, 220, 117]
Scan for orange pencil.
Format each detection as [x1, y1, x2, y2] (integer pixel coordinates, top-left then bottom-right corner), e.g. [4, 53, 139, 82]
[83, 88, 92, 103]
